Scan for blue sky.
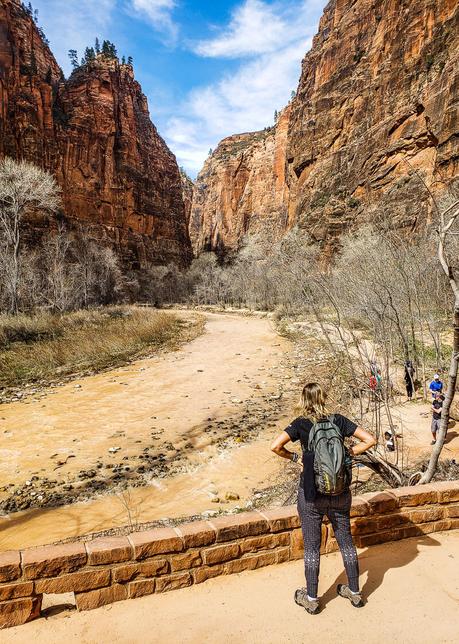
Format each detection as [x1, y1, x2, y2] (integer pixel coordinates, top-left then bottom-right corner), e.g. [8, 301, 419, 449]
[31, 0, 328, 177]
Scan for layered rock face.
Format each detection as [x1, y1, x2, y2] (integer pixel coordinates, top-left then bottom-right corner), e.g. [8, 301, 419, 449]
[190, 106, 292, 255]
[192, 0, 459, 255]
[286, 0, 459, 250]
[0, 0, 191, 268]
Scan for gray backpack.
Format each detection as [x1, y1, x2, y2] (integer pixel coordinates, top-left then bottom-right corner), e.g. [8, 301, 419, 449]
[308, 415, 351, 495]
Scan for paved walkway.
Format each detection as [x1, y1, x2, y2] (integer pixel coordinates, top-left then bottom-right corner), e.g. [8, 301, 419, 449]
[4, 531, 459, 644]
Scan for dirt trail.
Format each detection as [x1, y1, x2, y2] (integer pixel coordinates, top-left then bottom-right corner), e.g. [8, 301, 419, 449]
[4, 530, 459, 643]
[0, 312, 298, 550]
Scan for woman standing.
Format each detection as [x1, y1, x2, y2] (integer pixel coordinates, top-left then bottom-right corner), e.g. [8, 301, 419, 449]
[271, 382, 376, 614]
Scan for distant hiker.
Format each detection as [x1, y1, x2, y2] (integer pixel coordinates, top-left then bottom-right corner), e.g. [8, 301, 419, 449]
[431, 393, 444, 445]
[370, 360, 379, 377]
[429, 374, 443, 398]
[384, 430, 395, 452]
[271, 382, 376, 615]
[404, 361, 415, 400]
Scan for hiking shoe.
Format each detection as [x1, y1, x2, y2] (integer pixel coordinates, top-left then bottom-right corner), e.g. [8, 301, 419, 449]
[431, 440, 436, 445]
[337, 584, 365, 608]
[294, 588, 320, 614]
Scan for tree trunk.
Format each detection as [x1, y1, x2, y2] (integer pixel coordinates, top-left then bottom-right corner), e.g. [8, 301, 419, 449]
[355, 451, 407, 488]
[419, 298, 459, 484]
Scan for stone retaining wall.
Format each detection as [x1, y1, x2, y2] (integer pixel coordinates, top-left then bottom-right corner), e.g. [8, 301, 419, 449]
[1, 481, 459, 628]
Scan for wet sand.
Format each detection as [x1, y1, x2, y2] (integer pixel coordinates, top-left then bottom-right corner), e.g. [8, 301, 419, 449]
[0, 312, 299, 549]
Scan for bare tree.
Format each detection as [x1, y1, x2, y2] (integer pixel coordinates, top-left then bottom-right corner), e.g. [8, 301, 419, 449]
[419, 198, 459, 483]
[0, 158, 60, 314]
[41, 224, 76, 312]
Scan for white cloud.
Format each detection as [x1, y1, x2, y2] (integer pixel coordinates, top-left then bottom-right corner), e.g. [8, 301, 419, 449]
[129, 0, 178, 44]
[32, 0, 116, 75]
[193, 0, 297, 58]
[165, 0, 325, 176]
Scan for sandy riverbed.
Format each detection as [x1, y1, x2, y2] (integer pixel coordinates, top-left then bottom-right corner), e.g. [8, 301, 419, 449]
[0, 312, 301, 549]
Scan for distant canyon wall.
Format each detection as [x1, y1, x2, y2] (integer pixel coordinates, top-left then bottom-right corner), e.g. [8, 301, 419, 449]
[189, 106, 292, 256]
[191, 0, 459, 256]
[0, 0, 192, 269]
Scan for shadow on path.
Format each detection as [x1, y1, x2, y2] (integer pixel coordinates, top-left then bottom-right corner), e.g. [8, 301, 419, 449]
[321, 529, 441, 608]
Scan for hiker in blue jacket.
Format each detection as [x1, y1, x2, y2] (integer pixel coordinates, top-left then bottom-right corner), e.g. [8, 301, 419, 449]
[429, 374, 443, 398]
[271, 382, 375, 615]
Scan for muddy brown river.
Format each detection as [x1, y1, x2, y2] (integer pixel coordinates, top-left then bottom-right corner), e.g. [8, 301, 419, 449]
[0, 312, 299, 550]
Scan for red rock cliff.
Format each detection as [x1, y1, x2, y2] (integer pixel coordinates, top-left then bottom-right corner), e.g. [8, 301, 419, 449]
[190, 106, 292, 255]
[0, 0, 192, 268]
[191, 0, 459, 255]
[286, 0, 459, 250]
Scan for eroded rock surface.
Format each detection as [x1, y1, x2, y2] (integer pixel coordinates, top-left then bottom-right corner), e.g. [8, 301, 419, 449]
[191, 0, 459, 256]
[0, 0, 191, 268]
[190, 107, 292, 255]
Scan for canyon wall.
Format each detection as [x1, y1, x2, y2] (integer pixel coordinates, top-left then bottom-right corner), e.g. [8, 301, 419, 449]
[0, 0, 192, 268]
[190, 106, 292, 256]
[191, 0, 459, 255]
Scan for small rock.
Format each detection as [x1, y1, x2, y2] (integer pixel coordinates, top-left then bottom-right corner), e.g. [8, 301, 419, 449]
[108, 447, 121, 453]
[225, 491, 240, 501]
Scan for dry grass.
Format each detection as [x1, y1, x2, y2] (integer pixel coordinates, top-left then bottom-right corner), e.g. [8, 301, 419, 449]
[0, 307, 203, 390]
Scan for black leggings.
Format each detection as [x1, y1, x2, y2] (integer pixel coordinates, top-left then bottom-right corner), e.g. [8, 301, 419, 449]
[297, 489, 360, 597]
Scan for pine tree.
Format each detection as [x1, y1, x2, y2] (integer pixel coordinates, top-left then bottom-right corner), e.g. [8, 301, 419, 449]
[102, 40, 111, 57]
[109, 42, 117, 58]
[127, 56, 133, 66]
[68, 49, 79, 69]
[84, 47, 96, 64]
[95, 37, 100, 54]
[274, 109, 278, 122]
[121, 56, 126, 65]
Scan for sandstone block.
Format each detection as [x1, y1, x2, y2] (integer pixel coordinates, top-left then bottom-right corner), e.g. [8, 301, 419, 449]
[0, 552, 21, 583]
[129, 579, 155, 599]
[76, 584, 128, 611]
[355, 528, 404, 548]
[431, 481, 459, 503]
[351, 517, 380, 536]
[259, 506, 300, 532]
[405, 506, 445, 524]
[193, 565, 224, 585]
[376, 514, 407, 532]
[0, 581, 33, 602]
[225, 551, 277, 574]
[391, 484, 439, 507]
[324, 538, 339, 554]
[209, 512, 268, 542]
[170, 551, 202, 572]
[175, 521, 216, 548]
[86, 536, 133, 565]
[35, 569, 110, 594]
[202, 543, 240, 565]
[350, 497, 370, 518]
[0, 596, 42, 629]
[155, 572, 192, 593]
[360, 491, 398, 514]
[276, 547, 291, 563]
[290, 529, 304, 560]
[128, 528, 183, 560]
[22, 543, 87, 580]
[112, 559, 169, 583]
[445, 504, 459, 518]
[240, 533, 290, 554]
